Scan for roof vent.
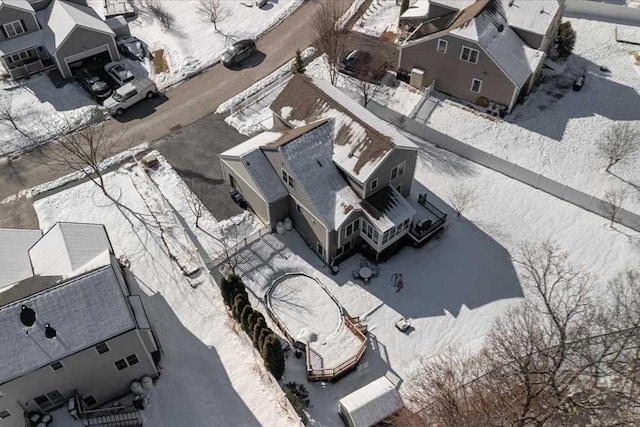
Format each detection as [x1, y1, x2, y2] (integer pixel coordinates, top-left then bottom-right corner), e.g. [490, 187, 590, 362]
[45, 323, 57, 339]
[497, 24, 504, 32]
[20, 305, 36, 327]
[316, 160, 323, 167]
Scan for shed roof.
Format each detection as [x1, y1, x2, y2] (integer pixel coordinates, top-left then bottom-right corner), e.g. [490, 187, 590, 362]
[39, 0, 114, 54]
[339, 376, 403, 427]
[270, 75, 417, 185]
[363, 186, 416, 231]
[0, 228, 42, 290]
[0, 264, 136, 384]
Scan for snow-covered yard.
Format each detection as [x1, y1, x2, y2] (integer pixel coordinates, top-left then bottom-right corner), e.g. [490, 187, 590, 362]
[425, 18, 640, 214]
[33, 157, 299, 427]
[353, 0, 400, 38]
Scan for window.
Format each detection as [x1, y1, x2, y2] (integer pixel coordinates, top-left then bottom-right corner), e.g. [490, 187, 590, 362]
[460, 46, 479, 64]
[95, 342, 110, 354]
[395, 184, 402, 193]
[0, 410, 10, 419]
[50, 361, 64, 371]
[8, 50, 30, 63]
[317, 242, 324, 256]
[390, 162, 406, 180]
[34, 391, 65, 411]
[470, 78, 482, 93]
[115, 354, 139, 371]
[382, 230, 390, 244]
[345, 218, 360, 237]
[281, 169, 294, 189]
[436, 39, 448, 53]
[296, 204, 302, 214]
[3, 20, 25, 38]
[362, 221, 379, 243]
[83, 396, 97, 407]
[370, 179, 378, 191]
[126, 354, 139, 366]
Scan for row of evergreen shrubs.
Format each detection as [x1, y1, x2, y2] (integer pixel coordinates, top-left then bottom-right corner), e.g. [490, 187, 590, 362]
[221, 274, 285, 380]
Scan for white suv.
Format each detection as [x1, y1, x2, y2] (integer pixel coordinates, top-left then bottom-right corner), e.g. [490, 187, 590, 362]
[104, 78, 158, 116]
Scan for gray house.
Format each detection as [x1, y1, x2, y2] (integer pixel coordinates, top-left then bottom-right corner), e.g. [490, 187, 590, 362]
[398, 0, 565, 113]
[220, 75, 447, 264]
[0, 222, 159, 427]
[0, 0, 120, 79]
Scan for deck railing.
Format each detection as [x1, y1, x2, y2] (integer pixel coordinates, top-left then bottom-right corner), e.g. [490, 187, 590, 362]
[409, 194, 447, 243]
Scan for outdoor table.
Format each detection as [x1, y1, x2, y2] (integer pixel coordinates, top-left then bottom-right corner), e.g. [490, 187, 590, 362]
[359, 266, 372, 281]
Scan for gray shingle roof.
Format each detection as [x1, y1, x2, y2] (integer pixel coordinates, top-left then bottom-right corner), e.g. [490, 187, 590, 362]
[0, 265, 136, 384]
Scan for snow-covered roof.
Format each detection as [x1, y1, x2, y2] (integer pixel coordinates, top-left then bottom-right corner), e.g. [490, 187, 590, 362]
[0, 264, 136, 384]
[39, 0, 114, 54]
[339, 376, 403, 427]
[0, 0, 35, 12]
[220, 131, 283, 157]
[270, 75, 417, 185]
[430, 0, 563, 35]
[401, 0, 430, 19]
[241, 149, 288, 203]
[0, 228, 42, 290]
[363, 186, 416, 231]
[0, 29, 43, 56]
[451, 8, 544, 87]
[277, 119, 363, 229]
[29, 222, 112, 277]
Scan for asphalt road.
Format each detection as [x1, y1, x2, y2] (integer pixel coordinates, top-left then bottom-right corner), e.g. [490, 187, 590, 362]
[0, 0, 353, 203]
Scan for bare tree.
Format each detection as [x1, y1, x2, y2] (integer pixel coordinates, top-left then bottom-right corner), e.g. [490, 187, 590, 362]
[196, 0, 225, 31]
[42, 120, 126, 196]
[346, 51, 386, 107]
[140, 0, 174, 30]
[404, 241, 640, 426]
[182, 177, 210, 228]
[0, 93, 21, 132]
[600, 187, 627, 227]
[448, 183, 476, 217]
[597, 123, 639, 172]
[217, 222, 241, 276]
[311, 1, 348, 86]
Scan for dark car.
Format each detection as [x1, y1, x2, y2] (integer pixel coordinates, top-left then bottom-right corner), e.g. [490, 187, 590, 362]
[339, 50, 372, 78]
[117, 36, 150, 61]
[76, 68, 112, 101]
[221, 39, 257, 68]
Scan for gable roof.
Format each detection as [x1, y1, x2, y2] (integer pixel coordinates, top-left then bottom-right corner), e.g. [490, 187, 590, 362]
[39, 0, 114, 54]
[339, 376, 403, 427]
[0, 264, 136, 385]
[270, 75, 417, 185]
[29, 222, 112, 277]
[0, 0, 35, 13]
[0, 228, 42, 290]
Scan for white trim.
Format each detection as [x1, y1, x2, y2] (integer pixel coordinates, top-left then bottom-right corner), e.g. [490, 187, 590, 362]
[0, 409, 10, 419]
[3, 20, 26, 38]
[390, 161, 406, 181]
[470, 78, 482, 93]
[436, 39, 448, 54]
[281, 168, 294, 189]
[508, 85, 519, 113]
[394, 184, 402, 193]
[370, 178, 379, 191]
[459, 46, 479, 64]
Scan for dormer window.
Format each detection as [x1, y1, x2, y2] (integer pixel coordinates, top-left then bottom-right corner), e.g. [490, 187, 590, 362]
[281, 169, 294, 189]
[3, 21, 26, 38]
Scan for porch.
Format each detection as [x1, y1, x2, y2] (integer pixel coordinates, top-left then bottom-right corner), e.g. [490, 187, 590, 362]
[407, 193, 447, 245]
[0, 30, 54, 79]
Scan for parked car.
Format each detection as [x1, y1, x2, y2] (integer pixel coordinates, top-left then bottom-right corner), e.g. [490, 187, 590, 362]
[103, 78, 158, 116]
[339, 50, 371, 77]
[117, 36, 150, 61]
[75, 68, 112, 101]
[573, 73, 585, 91]
[104, 61, 135, 87]
[221, 39, 257, 67]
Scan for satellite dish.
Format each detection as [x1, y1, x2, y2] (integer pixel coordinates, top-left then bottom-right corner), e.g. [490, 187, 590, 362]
[20, 305, 36, 327]
[45, 323, 57, 339]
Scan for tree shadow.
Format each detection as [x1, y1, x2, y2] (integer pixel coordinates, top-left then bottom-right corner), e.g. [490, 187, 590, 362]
[406, 133, 477, 178]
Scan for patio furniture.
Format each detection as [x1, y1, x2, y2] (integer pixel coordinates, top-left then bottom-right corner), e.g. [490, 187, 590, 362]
[360, 258, 369, 268]
[352, 270, 361, 280]
[371, 266, 380, 277]
[395, 317, 411, 332]
[359, 266, 373, 282]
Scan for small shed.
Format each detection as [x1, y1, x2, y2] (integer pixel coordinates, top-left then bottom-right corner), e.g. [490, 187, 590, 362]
[337, 376, 403, 427]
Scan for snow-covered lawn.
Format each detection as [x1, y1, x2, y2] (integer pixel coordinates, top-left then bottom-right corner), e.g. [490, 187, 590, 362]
[426, 18, 640, 214]
[0, 76, 104, 156]
[33, 158, 300, 427]
[129, 0, 303, 89]
[353, 0, 400, 38]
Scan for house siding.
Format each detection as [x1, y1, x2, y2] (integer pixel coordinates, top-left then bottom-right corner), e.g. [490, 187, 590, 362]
[269, 196, 290, 228]
[55, 27, 118, 78]
[336, 210, 364, 249]
[364, 148, 417, 199]
[399, 34, 517, 108]
[0, 8, 39, 38]
[426, 3, 457, 19]
[220, 159, 270, 226]
[0, 330, 157, 427]
[288, 197, 329, 262]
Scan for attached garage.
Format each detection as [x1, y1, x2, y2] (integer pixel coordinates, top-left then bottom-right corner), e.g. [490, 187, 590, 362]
[40, 0, 120, 78]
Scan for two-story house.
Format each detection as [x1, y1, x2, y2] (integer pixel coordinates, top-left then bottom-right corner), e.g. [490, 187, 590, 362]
[398, 0, 565, 113]
[0, 0, 120, 79]
[0, 222, 159, 427]
[220, 75, 447, 264]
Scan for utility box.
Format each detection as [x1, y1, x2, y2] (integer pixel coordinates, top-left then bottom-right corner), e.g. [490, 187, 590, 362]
[409, 67, 426, 88]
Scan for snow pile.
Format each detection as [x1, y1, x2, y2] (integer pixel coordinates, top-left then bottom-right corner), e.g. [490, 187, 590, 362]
[129, 0, 304, 89]
[0, 76, 105, 157]
[216, 47, 316, 114]
[353, 0, 400, 37]
[33, 162, 300, 427]
[337, 0, 366, 30]
[426, 18, 640, 214]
